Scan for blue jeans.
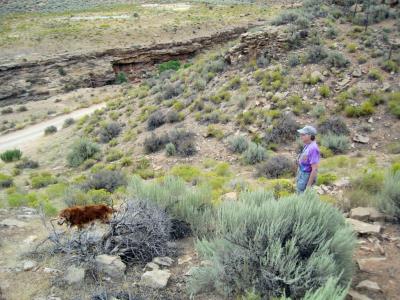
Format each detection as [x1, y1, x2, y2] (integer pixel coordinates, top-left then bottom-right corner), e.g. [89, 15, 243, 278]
[296, 168, 316, 193]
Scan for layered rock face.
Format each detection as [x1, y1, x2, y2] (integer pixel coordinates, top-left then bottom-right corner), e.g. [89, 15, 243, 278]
[0, 25, 254, 105]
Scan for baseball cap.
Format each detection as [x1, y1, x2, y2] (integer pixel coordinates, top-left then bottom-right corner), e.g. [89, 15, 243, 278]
[297, 125, 317, 135]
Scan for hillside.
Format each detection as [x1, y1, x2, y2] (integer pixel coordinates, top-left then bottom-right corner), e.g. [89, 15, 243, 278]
[0, 1, 400, 299]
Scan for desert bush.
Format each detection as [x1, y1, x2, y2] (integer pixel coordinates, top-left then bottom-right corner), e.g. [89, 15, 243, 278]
[320, 134, 350, 154]
[256, 155, 295, 178]
[31, 172, 57, 188]
[15, 158, 39, 169]
[379, 171, 400, 218]
[144, 132, 168, 153]
[162, 80, 183, 99]
[345, 101, 375, 117]
[147, 110, 166, 130]
[368, 68, 383, 81]
[305, 45, 328, 64]
[105, 149, 123, 162]
[326, 51, 350, 68]
[44, 125, 57, 135]
[288, 54, 300, 67]
[388, 92, 400, 118]
[67, 139, 100, 167]
[264, 114, 299, 144]
[318, 117, 349, 135]
[227, 135, 249, 154]
[0, 173, 13, 188]
[128, 176, 214, 237]
[317, 173, 337, 185]
[206, 125, 224, 140]
[17, 106, 28, 112]
[381, 60, 399, 73]
[243, 142, 267, 165]
[165, 110, 182, 123]
[271, 11, 300, 25]
[352, 170, 384, 194]
[325, 27, 338, 39]
[1, 107, 13, 115]
[158, 60, 181, 73]
[63, 118, 75, 128]
[188, 191, 355, 298]
[0, 149, 22, 162]
[319, 85, 330, 98]
[99, 122, 122, 143]
[83, 170, 126, 192]
[387, 142, 400, 154]
[103, 200, 171, 263]
[165, 143, 176, 156]
[115, 72, 128, 84]
[168, 128, 197, 157]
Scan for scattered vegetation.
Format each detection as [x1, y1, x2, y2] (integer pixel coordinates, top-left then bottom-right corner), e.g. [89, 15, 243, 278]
[257, 155, 295, 179]
[0, 149, 22, 162]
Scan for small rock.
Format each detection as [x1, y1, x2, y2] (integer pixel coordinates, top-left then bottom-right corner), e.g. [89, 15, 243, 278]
[350, 207, 385, 222]
[64, 266, 85, 285]
[23, 260, 37, 271]
[95, 255, 126, 278]
[24, 235, 38, 244]
[356, 280, 381, 292]
[178, 255, 192, 265]
[368, 117, 373, 123]
[43, 267, 62, 274]
[352, 69, 362, 77]
[338, 77, 350, 86]
[334, 177, 350, 188]
[248, 126, 258, 133]
[152, 256, 174, 267]
[357, 257, 387, 273]
[141, 269, 170, 289]
[346, 218, 381, 235]
[0, 218, 27, 228]
[353, 134, 369, 144]
[145, 262, 159, 270]
[348, 289, 373, 300]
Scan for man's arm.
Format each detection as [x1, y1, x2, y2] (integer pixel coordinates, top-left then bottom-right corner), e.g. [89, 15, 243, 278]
[306, 163, 318, 188]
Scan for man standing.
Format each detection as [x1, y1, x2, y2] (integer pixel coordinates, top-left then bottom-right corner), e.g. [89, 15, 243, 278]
[296, 125, 320, 193]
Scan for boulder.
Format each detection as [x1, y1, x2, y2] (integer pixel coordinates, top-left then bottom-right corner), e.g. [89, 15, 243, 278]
[64, 266, 85, 285]
[141, 269, 171, 289]
[350, 207, 385, 222]
[357, 257, 387, 272]
[95, 255, 126, 278]
[346, 218, 381, 235]
[353, 134, 369, 144]
[356, 280, 381, 292]
[348, 289, 373, 300]
[152, 256, 174, 267]
[23, 260, 37, 271]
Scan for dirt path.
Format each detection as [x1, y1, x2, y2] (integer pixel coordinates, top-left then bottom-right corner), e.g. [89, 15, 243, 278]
[0, 103, 106, 151]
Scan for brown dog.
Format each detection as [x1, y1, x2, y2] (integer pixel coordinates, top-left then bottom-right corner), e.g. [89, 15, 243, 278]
[56, 204, 113, 229]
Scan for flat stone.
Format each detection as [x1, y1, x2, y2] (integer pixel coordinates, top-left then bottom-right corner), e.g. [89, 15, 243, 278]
[346, 218, 381, 235]
[356, 280, 381, 292]
[353, 134, 369, 144]
[348, 289, 373, 300]
[64, 266, 85, 285]
[357, 257, 387, 273]
[350, 207, 385, 222]
[152, 256, 174, 267]
[0, 218, 27, 228]
[23, 260, 37, 271]
[141, 269, 170, 289]
[95, 255, 126, 278]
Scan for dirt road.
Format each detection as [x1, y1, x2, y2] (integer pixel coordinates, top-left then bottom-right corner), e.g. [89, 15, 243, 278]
[0, 103, 106, 151]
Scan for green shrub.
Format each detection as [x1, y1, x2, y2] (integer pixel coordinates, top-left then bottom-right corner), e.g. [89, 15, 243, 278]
[165, 143, 176, 156]
[381, 60, 399, 73]
[63, 117, 75, 128]
[17, 106, 28, 112]
[243, 142, 267, 165]
[1, 107, 13, 115]
[84, 170, 126, 192]
[326, 51, 350, 68]
[0, 173, 13, 188]
[227, 135, 249, 154]
[0, 149, 22, 162]
[305, 45, 328, 64]
[378, 171, 400, 218]
[99, 122, 122, 143]
[105, 149, 123, 162]
[170, 164, 201, 182]
[352, 170, 384, 194]
[67, 139, 100, 167]
[31, 172, 57, 189]
[206, 125, 224, 140]
[144, 132, 168, 153]
[388, 92, 400, 118]
[264, 114, 299, 144]
[320, 134, 350, 154]
[288, 54, 300, 67]
[44, 125, 57, 135]
[345, 101, 375, 117]
[318, 117, 349, 135]
[368, 68, 383, 81]
[387, 142, 400, 154]
[319, 85, 330, 98]
[317, 173, 337, 185]
[158, 60, 181, 73]
[346, 43, 357, 53]
[115, 72, 128, 84]
[256, 155, 295, 179]
[188, 191, 355, 298]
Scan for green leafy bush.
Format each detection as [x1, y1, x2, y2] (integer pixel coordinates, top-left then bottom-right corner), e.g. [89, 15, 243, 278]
[31, 172, 57, 189]
[67, 139, 100, 167]
[243, 142, 267, 165]
[0, 149, 22, 162]
[256, 155, 295, 178]
[188, 191, 355, 298]
[320, 134, 350, 154]
[115, 72, 128, 84]
[165, 143, 176, 156]
[345, 101, 375, 117]
[158, 60, 181, 73]
[0, 173, 13, 188]
[227, 135, 249, 154]
[317, 173, 337, 185]
[319, 85, 330, 98]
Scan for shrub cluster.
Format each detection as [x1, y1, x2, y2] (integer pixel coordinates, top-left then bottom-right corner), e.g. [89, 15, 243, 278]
[188, 191, 355, 299]
[99, 122, 122, 143]
[379, 171, 400, 218]
[144, 128, 196, 156]
[44, 125, 57, 135]
[264, 114, 299, 144]
[227, 135, 249, 154]
[31, 172, 57, 189]
[243, 142, 267, 165]
[147, 110, 166, 130]
[320, 134, 350, 154]
[318, 117, 349, 136]
[257, 155, 295, 178]
[0, 149, 22, 162]
[67, 139, 100, 167]
[83, 170, 126, 193]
